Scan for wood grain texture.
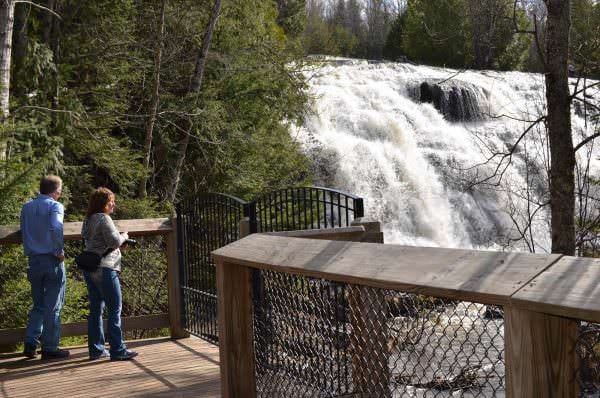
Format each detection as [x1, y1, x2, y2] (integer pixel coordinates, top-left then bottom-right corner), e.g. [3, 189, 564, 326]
[212, 234, 561, 305]
[505, 307, 579, 398]
[165, 217, 188, 339]
[349, 286, 390, 397]
[216, 260, 256, 398]
[351, 219, 384, 243]
[511, 256, 600, 323]
[0, 218, 172, 244]
[0, 337, 220, 398]
[0, 314, 170, 345]
[265, 226, 366, 242]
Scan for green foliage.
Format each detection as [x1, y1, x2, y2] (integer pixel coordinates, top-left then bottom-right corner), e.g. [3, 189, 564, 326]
[495, 8, 533, 71]
[402, 0, 472, 68]
[1, 0, 315, 349]
[276, 0, 307, 38]
[571, 0, 600, 77]
[383, 11, 407, 61]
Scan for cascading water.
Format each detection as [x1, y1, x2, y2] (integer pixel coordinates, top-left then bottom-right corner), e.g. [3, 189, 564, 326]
[295, 58, 600, 251]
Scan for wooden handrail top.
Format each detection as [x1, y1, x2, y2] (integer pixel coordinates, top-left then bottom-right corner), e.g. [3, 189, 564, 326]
[213, 234, 600, 322]
[263, 226, 366, 241]
[212, 234, 560, 306]
[511, 255, 600, 323]
[0, 217, 173, 244]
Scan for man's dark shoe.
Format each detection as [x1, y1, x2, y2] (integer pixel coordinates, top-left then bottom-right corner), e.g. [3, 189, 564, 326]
[41, 349, 70, 360]
[23, 343, 37, 359]
[110, 350, 138, 361]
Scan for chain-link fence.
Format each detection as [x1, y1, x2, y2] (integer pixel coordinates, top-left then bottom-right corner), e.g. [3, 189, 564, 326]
[578, 322, 600, 397]
[253, 271, 506, 398]
[252, 270, 600, 398]
[62, 235, 168, 340]
[0, 236, 168, 352]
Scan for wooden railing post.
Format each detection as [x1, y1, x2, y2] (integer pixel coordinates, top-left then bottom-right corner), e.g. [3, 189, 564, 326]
[166, 216, 188, 339]
[351, 218, 384, 243]
[216, 259, 256, 398]
[239, 217, 251, 238]
[505, 307, 580, 397]
[348, 285, 390, 397]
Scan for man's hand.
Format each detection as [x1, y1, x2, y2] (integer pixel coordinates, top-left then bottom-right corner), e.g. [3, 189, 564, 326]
[57, 253, 65, 262]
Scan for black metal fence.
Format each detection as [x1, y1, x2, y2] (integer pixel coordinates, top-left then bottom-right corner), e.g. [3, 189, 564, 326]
[253, 272, 506, 398]
[177, 193, 246, 344]
[176, 187, 365, 345]
[250, 187, 364, 233]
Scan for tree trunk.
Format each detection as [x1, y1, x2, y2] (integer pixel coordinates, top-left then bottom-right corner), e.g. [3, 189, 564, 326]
[544, 0, 575, 255]
[43, 0, 61, 135]
[0, 0, 15, 161]
[189, 0, 221, 94]
[0, 0, 14, 121]
[138, 0, 166, 199]
[12, 1, 29, 90]
[168, 0, 222, 202]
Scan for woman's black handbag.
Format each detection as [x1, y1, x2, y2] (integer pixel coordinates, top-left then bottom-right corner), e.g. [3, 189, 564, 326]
[75, 251, 102, 272]
[75, 248, 113, 272]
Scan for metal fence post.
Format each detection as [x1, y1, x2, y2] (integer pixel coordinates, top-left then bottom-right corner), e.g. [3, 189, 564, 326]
[244, 202, 258, 234]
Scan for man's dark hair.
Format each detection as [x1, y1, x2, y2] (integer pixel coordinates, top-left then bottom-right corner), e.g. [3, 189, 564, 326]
[40, 175, 62, 195]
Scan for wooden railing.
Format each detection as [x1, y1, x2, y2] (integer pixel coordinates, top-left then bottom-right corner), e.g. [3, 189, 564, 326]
[0, 218, 187, 346]
[213, 232, 600, 398]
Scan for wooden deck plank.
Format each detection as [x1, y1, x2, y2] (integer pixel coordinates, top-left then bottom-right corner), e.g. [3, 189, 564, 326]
[0, 337, 220, 398]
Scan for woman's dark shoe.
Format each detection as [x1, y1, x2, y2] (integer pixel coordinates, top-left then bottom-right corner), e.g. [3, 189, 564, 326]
[23, 343, 37, 359]
[41, 349, 70, 360]
[110, 350, 138, 361]
[89, 349, 110, 360]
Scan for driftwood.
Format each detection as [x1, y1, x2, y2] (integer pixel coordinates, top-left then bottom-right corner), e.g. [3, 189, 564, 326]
[393, 364, 492, 391]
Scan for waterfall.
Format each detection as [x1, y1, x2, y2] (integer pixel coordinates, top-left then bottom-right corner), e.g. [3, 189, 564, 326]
[295, 58, 600, 251]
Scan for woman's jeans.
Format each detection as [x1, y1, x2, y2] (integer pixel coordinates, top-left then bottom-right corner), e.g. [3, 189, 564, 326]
[25, 255, 66, 351]
[84, 267, 127, 357]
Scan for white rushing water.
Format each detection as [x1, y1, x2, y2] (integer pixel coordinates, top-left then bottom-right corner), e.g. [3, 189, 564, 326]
[294, 58, 600, 251]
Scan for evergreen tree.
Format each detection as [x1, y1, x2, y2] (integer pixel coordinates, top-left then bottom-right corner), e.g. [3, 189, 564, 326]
[570, 0, 600, 77]
[276, 0, 307, 38]
[402, 0, 471, 68]
[383, 8, 407, 60]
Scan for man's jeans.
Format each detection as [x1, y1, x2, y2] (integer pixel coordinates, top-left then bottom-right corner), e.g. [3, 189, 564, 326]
[83, 268, 127, 357]
[25, 255, 66, 351]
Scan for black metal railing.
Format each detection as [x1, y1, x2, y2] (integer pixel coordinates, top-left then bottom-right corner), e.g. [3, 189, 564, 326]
[250, 187, 364, 233]
[176, 187, 365, 346]
[177, 193, 246, 344]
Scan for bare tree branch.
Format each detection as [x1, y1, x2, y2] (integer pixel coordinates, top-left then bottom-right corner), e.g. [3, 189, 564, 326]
[14, 0, 61, 19]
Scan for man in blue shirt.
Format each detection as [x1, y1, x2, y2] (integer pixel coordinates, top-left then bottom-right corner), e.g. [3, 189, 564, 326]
[20, 175, 70, 360]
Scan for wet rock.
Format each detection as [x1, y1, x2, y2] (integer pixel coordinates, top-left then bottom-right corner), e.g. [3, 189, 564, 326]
[414, 81, 487, 122]
[484, 305, 504, 319]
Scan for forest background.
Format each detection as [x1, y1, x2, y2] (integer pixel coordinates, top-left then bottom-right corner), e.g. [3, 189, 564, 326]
[0, 0, 599, 347]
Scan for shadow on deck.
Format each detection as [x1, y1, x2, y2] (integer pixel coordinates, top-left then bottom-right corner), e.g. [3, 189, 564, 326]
[0, 337, 220, 398]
